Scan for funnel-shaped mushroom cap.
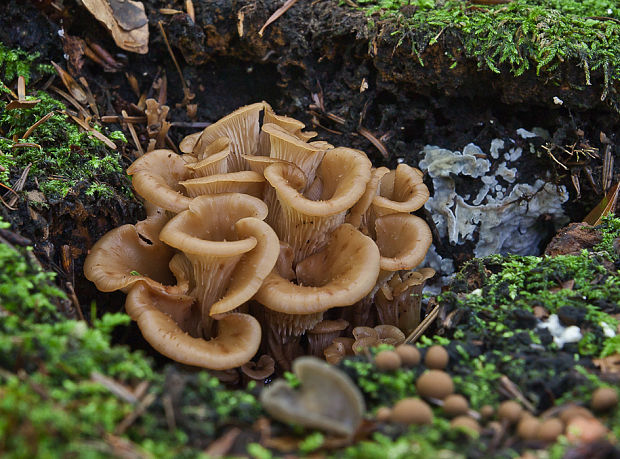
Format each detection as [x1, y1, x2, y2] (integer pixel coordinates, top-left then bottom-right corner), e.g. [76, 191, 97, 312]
[373, 164, 429, 215]
[194, 102, 265, 171]
[375, 213, 433, 271]
[180, 171, 265, 198]
[127, 149, 192, 213]
[159, 194, 279, 319]
[126, 283, 261, 369]
[185, 138, 231, 177]
[84, 206, 175, 293]
[260, 357, 365, 436]
[347, 167, 390, 230]
[179, 131, 202, 154]
[262, 123, 331, 184]
[255, 224, 380, 315]
[264, 148, 371, 264]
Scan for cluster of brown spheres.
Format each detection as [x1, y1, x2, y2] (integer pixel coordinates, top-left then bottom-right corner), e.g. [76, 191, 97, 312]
[372, 345, 616, 446]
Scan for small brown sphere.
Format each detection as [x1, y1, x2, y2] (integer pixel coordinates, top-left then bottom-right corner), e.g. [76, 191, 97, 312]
[451, 416, 481, 435]
[424, 345, 449, 370]
[497, 401, 523, 424]
[374, 350, 402, 371]
[591, 387, 619, 412]
[566, 416, 608, 443]
[517, 416, 541, 440]
[390, 398, 433, 425]
[375, 406, 392, 422]
[416, 370, 454, 400]
[395, 344, 421, 367]
[487, 421, 502, 434]
[480, 405, 494, 420]
[559, 405, 594, 424]
[537, 418, 564, 442]
[443, 394, 469, 417]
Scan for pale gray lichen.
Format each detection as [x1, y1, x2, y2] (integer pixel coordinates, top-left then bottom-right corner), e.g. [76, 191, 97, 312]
[419, 140, 569, 259]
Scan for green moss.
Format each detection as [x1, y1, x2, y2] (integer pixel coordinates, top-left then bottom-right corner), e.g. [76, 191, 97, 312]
[0, 225, 264, 457]
[352, 0, 620, 106]
[0, 42, 52, 85]
[0, 91, 130, 199]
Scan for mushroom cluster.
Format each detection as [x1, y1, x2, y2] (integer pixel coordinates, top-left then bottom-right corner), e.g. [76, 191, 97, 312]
[84, 102, 432, 370]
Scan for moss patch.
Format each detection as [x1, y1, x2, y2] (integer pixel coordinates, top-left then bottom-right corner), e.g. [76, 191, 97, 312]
[0, 219, 264, 457]
[354, 0, 620, 107]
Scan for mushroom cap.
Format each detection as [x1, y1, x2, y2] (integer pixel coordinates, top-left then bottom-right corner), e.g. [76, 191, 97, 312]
[347, 167, 390, 231]
[84, 206, 175, 293]
[184, 137, 231, 177]
[241, 354, 276, 380]
[180, 171, 265, 198]
[194, 102, 266, 171]
[450, 416, 481, 435]
[127, 149, 192, 213]
[264, 147, 370, 217]
[374, 350, 402, 371]
[443, 394, 470, 417]
[395, 344, 421, 367]
[179, 131, 202, 154]
[590, 387, 618, 412]
[537, 418, 564, 442]
[159, 194, 279, 316]
[260, 356, 365, 437]
[307, 319, 349, 335]
[262, 123, 330, 183]
[375, 213, 433, 272]
[372, 163, 429, 215]
[126, 282, 261, 369]
[264, 148, 371, 263]
[416, 370, 454, 399]
[390, 398, 433, 425]
[497, 400, 523, 424]
[424, 345, 449, 370]
[255, 224, 380, 315]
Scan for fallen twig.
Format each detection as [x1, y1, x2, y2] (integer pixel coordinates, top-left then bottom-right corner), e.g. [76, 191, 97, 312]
[259, 0, 299, 37]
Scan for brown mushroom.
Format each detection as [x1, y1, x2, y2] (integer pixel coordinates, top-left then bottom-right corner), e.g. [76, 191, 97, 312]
[184, 137, 231, 177]
[84, 204, 175, 293]
[125, 282, 261, 370]
[180, 171, 265, 198]
[126, 149, 193, 213]
[263, 148, 371, 264]
[158, 193, 280, 333]
[241, 354, 276, 381]
[260, 357, 365, 437]
[307, 319, 349, 358]
[372, 164, 429, 217]
[324, 337, 355, 365]
[193, 102, 266, 171]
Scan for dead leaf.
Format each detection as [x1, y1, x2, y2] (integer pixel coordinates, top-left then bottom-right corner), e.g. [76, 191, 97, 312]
[82, 0, 149, 54]
[583, 182, 619, 226]
[51, 62, 88, 104]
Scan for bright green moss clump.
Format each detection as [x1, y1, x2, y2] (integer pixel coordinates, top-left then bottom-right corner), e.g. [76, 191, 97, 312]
[0, 222, 263, 457]
[353, 0, 620, 106]
[0, 43, 130, 200]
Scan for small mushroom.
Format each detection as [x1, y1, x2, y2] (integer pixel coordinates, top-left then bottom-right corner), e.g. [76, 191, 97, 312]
[451, 416, 481, 435]
[416, 370, 454, 400]
[443, 394, 469, 417]
[537, 418, 564, 443]
[260, 357, 365, 437]
[497, 400, 523, 425]
[324, 337, 355, 365]
[307, 319, 349, 358]
[126, 149, 193, 213]
[241, 354, 276, 382]
[395, 344, 421, 367]
[180, 171, 265, 198]
[390, 398, 433, 425]
[424, 345, 449, 370]
[590, 387, 618, 412]
[374, 350, 402, 371]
